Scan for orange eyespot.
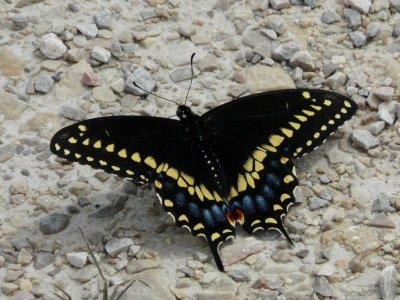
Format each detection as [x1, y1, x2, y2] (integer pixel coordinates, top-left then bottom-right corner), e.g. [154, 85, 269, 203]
[226, 208, 244, 223]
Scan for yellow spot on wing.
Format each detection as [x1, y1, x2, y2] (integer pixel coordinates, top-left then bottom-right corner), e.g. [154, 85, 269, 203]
[281, 128, 293, 137]
[181, 172, 194, 185]
[131, 152, 141, 162]
[83, 138, 90, 146]
[75, 153, 81, 159]
[55, 143, 61, 151]
[341, 108, 347, 114]
[284, 175, 294, 183]
[118, 149, 127, 158]
[328, 120, 335, 125]
[306, 140, 312, 146]
[164, 199, 173, 207]
[64, 149, 70, 155]
[311, 105, 322, 111]
[324, 99, 332, 106]
[155, 180, 162, 189]
[195, 185, 204, 201]
[78, 125, 87, 132]
[302, 91, 310, 99]
[200, 184, 214, 200]
[93, 140, 102, 148]
[223, 229, 232, 234]
[230, 186, 238, 198]
[111, 166, 120, 171]
[177, 177, 187, 188]
[273, 204, 283, 211]
[253, 149, 267, 162]
[213, 192, 222, 202]
[296, 147, 302, 154]
[244, 158, 254, 172]
[156, 163, 165, 173]
[266, 218, 277, 224]
[68, 137, 77, 144]
[251, 220, 261, 226]
[211, 232, 221, 241]
[280, 157, 289, 164]
[99, 160, 107, 166]
[294, 115, 307, 122]
[314, 132, 320, 139]
[269, 135, 284, 147]
[289, 122, 300, 130]
[254, 160, 264, 172]
[245, 173, 255, 188]
[194, 223, 204, 230]
[260, 144, 277, 153]
[321, 125, 327, 131]
[166, 168, 179, 180]
[280, 193, 290, 202]
[144, 156, 157, 169]
[251, 171, 260, 180]
[188, 186, 195, 196]
[178, 215, 189, 222]
[302, 109, 315, 116]
[126, 170, 134, 175]
[106, 144, 115, 152]
[87, 156, 94, 162]
[344, 100, 351, 108]
[237, 174, 247, 192]
[335, 114, 341, 119]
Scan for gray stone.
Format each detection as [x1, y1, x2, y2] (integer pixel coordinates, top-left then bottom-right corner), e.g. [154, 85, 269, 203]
[266, 15, 287, 35]
[309, 196, 329, 211]
[121, 43, 139, 54]
[270, 0, 291, 9]
[75, 23, 98, 38]
[105, 238, 134, 257]
[168, 40, 197, 66]
[261, 29, 277, 40]
[169, 67, 192, 83]
[372, 194, 396, 213]
[326, 72, 347, 89]
[288, 221, 307, 234]
[126, 259, 160, 274]
[91, 46, 111, 63]
[111, 40, 123, 57]
[141, 9, 157, 20]
[198, 55, 219, 72]
[39, 213, 70, 235]
[271, 41, 301, 62]
[374, 87, 394, 101]
[33, 252, 55, 269]
[253, 41, 272, 58]
[11, 13, 27, 31]
[197, 291, 236, 300]
[39, 33, 67, 59]
[366, 22, 381, 38]
[59, 105, 87, 121]
[1, 283, 18, 295]
[379, 265, 397, 300]
[220, 237, 264, 266]
[66, 252, 88, 268]
[34, 73, 54, 94]
[368, 213, 395, 228]
[349, 31, 367, 48]
[50, 20, 65, 35]
[178, 25, 195, 38]
[390, 0, 400, 8]
[314, 276, 333, 297]
[289, 50, 315, 71]
[124, 67, 156, 96]
[348, 0, 371, 14]
[353, 71, 368, 88]
[228, 268, 252, 282]
[304, 0, 317, 7]
[321, 10, 341, 24]
[94, 10, 112, 30]
[0, 144, 16, 163]
[393, 23, 400, 37]
[242, 29, 270, 48]
[69, 265, 98, 283]
[323, 63, 337, 77]
[200, 272, 219, 284]
[351, 129, 380, 150]
[369, 121, 385, 135]
[378, 108, 394, 125]
[344, 9, 362, 30]
[296, 249, 309, 258]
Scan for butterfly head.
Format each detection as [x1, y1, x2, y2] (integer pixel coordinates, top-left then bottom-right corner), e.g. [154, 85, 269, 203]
[177, 105, 196, 121]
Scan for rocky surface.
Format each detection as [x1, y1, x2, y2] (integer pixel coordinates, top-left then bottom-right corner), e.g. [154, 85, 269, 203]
[0, 0, 399, 299]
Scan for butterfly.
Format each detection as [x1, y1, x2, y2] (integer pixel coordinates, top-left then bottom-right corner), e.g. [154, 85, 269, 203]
[50, 88, 357, 271]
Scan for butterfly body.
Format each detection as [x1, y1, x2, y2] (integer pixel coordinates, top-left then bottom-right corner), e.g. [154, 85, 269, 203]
[50, 89, 357, 271]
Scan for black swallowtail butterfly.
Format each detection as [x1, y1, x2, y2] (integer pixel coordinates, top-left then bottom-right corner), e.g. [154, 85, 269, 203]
[50, 87, 357, 271]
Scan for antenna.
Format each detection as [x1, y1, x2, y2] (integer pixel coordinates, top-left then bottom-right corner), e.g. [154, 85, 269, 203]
[133, 82, 180, 106]
[184, 53, 196, 106]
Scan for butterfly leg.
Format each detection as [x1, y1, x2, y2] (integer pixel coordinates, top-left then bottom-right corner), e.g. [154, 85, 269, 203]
[154, 173, 236, 271]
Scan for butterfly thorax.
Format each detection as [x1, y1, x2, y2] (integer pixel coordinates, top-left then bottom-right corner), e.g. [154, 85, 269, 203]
[177, 105, 229, 199]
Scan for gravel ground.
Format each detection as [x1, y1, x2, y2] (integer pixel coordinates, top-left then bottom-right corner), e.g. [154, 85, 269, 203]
[1, 0, 400, 299]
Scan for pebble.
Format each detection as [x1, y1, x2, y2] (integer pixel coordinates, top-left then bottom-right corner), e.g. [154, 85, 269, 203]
[193, 251, 208, 263]
[369, 121, 385, 135]
[169, 67, 192, 83]
[75, 23, 98, 38]
[368, 213, 395, 228]
[0, 90, 27, 120]
[168, 40, 197, 66]
[34, 73, 54, 94]
[378, 109, 394, 125]
[11, 13, 27, 31]
[261, 29, 277, 40]
[271, 41, 301, 62]
[141, 9, 157, 20]
[221, 237, 264, 266]
[50, 19, 65, 35]
[200, 272, 219, 285]
[289, 50, 315, 71]
[0, 144, 16, 162]
[379, 265, 397, 300]
[92, 85, 116, 102]
[9, 180, 28, 195]
[91, 46, 111, 63]
[111, 40, 123, 57]
[126, 259, 160, 274]
[124, 67, 156, 95]
[326, 72, 347, 90]
[352, 71, 368, 88]
[344, 8, 362, 30]
[350, 129, 380, 150]
[314, 276, 333, 297]
[17, 248, 33, 266]
[366, 22, 381, 38]
[1, 282, 18, 295]
[67, 252, 88, 268]
[393, 23, 400, 37]
[228, 268, 252, 282]
[105, 238, 134, 257]
[269, 0, 291, 10]
[39, 33, 67, 59]
[59, 105, 87, 121]
[309, 196, 329, 211]
[321, 10, 341, 24]
[94, 10, 112, 30]
[39, 213, 70, 234]
[266, 15, 287, 35]
[348, 0, 371, 14]
[349, 31, 367, 48]
[33, 252, 55, 269]
[69, 265, 98, 283]
[121, 43, 139, 54]
[373, 87, 394, 101]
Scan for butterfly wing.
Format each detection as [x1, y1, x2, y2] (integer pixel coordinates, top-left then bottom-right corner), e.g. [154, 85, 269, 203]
[201, 89, 357, 234]
[50, 116, 181, 185]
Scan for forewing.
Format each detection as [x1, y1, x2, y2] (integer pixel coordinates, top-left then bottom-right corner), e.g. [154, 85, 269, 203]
[50, 116, 181, 184]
